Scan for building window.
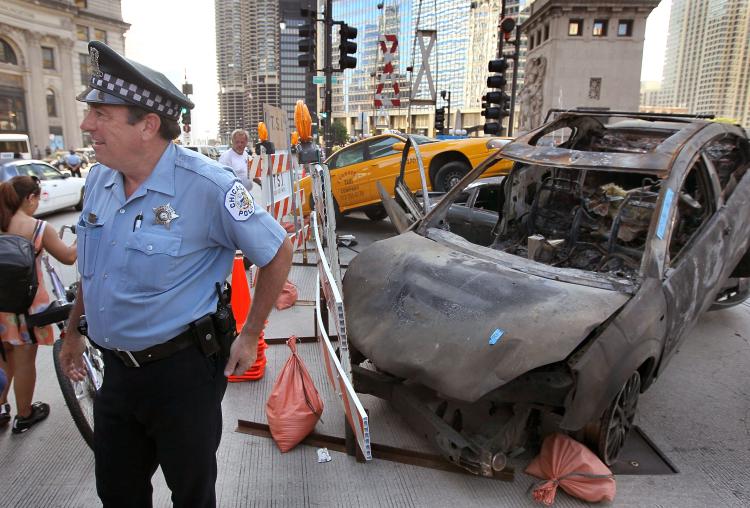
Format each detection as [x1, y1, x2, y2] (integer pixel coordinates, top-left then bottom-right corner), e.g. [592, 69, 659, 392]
[79, 53, 90, 84]
[568, 19, 583, 36]
[544, 24, 550, 41]
[529, 35, 535, 50]
[94, 29, 107, 43]
[76, 25, 89, 41]
[46, 89, 57, 117]
[0, 92, 27, 131]
[589, 78, 602, 100]
[618, 20, 633, 37]
[593, 20, 608, 37]
[0, 39, 18, 65]
[75, 0, 87, 8]
[42, 46, 55, 69]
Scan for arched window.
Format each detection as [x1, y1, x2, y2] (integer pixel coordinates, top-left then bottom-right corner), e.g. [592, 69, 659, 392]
[46, 89, 57, 117]
[0, 39, 18, 65]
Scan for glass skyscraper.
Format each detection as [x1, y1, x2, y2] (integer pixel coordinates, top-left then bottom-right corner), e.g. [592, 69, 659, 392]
[331, 0, 526, 135]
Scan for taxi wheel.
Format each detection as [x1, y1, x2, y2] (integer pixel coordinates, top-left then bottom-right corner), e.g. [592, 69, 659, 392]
[364, 205, 388, 221]
[434, 161, 469, 192]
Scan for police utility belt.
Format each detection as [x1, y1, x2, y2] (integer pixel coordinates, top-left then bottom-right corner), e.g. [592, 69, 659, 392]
[88, 283, 238, 368]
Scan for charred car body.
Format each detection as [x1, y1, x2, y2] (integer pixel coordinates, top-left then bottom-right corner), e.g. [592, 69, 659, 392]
[343, 112, 750, 476]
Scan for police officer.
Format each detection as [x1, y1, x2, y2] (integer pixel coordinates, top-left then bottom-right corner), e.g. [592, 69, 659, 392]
[59, 41, 292, 507]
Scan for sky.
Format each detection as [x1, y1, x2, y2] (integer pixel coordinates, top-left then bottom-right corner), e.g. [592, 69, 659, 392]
[121, 0, 671, 140]
[121, 0, 219, 143]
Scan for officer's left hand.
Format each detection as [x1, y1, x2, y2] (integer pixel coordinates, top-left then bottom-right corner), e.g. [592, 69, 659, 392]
[224, 335, 259, 377]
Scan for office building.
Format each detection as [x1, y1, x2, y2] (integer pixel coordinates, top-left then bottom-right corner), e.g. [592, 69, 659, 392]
[280, 0, 317, 131]
[216, 0, 317, 143]
[0, 0, 128, 152]
[521, 0, 658, 132]
[215, 0, 247, 142]
[659, 0, 749, 126]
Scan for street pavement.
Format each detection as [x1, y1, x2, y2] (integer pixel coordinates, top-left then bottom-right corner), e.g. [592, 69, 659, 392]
[1, 208, 749, 507]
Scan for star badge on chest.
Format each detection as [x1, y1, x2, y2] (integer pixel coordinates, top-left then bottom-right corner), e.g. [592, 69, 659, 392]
[153, 203, 179, 229]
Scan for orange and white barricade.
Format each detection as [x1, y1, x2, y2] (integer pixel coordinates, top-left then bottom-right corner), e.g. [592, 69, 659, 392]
[246, 151, 310, 252]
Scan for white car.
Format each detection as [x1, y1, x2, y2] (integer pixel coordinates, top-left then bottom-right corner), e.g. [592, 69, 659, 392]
[0, 159, 85, 216]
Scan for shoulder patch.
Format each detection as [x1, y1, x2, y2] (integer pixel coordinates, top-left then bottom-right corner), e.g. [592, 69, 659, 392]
[224, 181, 255, 221]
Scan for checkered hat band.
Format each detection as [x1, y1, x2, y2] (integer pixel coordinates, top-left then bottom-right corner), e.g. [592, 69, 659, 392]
[92, 73, 181, 120]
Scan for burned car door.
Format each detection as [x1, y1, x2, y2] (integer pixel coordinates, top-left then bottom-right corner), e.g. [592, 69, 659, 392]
[445, 189, 475, 240]
[661, 155, 727, 362]
[469, 182, 504, 246]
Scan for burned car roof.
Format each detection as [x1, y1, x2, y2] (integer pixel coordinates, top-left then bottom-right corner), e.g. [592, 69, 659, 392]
[499, 113, 711, 176]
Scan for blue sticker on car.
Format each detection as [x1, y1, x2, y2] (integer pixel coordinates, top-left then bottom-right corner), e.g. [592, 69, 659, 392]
[656, 188, 674, 240]
[489, 328, 505, 345]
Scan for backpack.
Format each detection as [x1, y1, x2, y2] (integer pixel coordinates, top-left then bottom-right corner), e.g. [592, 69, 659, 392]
[0, 220, 43, 314]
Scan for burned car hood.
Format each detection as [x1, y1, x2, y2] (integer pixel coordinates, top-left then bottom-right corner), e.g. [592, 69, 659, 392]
[343, 232, 631, 402]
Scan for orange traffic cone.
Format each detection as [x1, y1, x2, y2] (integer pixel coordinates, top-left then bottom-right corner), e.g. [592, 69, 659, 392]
[228, 256, 268, 382]
[231, 254, 250, 333]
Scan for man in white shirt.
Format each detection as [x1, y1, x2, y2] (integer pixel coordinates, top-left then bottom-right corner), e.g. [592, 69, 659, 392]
[219, 129, 251, 189]
[219, 129, 264, 207]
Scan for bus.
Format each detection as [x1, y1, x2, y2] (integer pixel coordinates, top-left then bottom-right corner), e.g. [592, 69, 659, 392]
[0, 134, 31, 160]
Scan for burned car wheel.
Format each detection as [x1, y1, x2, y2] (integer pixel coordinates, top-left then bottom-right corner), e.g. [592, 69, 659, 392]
[585, 370, 640, 466]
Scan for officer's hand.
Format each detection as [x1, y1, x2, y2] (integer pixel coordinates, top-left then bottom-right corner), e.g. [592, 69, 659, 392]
[224, 335, 259, 377]
[60, 332, 88, 382]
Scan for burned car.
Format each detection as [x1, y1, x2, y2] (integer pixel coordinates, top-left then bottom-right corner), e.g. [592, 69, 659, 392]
[343, 112, 750, 476]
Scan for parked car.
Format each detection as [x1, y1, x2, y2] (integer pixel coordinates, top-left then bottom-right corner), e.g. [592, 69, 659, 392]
[0, 159, 85, 215]
[184, 145, 220, 160]
[298, 133, 514, 220]
[343, 112, 750, 475]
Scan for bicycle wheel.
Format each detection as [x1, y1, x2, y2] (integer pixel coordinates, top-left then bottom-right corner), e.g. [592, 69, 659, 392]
[53, 339, 104, 450]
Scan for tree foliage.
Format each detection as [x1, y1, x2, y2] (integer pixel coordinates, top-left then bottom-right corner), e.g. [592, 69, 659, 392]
[332, 120, 349, 145]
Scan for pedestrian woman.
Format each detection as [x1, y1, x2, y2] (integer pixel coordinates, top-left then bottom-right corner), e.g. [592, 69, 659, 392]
[0, 176, 77, 433]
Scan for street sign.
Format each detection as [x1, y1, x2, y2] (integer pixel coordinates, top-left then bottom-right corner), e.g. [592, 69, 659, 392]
[312, 75, 337, 85]
[263, 104, 289, 150]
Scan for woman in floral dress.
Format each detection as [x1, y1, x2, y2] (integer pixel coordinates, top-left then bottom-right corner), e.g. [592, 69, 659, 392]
[0, 176, 77, 433]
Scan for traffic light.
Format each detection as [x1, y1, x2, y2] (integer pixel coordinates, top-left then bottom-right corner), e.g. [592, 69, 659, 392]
[482, 58, 510, 135]
[338, 23, 358, 70]
[434, 107, 445, 134]
[181, 107, 191, 133]
[298, 9, 316, 69]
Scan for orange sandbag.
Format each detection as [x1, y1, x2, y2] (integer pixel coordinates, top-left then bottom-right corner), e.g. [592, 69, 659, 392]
[275, 280, 298, 310]
[525, 433, 616, 505]
[266, 337, 324, 452]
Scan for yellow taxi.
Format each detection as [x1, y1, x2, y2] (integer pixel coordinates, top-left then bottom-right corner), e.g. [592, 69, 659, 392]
[299, 133, 513, 220]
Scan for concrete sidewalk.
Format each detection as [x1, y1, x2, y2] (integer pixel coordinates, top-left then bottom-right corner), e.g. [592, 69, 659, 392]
[1, 213, 749, 507]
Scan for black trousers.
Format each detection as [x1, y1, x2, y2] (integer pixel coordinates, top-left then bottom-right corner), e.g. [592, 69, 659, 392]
[95, 345, 227, 508]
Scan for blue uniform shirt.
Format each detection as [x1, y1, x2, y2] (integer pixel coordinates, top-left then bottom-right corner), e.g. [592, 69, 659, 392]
[77, 143, 286, 351]
[65, 153, 82, 166]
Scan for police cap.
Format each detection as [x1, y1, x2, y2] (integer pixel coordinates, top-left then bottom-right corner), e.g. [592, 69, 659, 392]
[76, 41, 193, 121]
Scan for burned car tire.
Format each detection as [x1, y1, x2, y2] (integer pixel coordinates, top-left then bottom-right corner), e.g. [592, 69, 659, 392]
[709, 277, 750, 311]
[433, 161, 470, 192]
[585, 370, 640, 466]
[363, 205, 388, 221]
